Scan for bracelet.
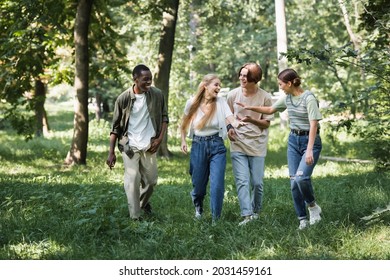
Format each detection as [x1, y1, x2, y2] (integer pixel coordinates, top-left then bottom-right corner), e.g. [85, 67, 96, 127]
[226, 124, 233, 131]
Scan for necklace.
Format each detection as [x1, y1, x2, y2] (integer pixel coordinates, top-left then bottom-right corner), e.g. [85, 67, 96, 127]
[288, 91, 307, 107]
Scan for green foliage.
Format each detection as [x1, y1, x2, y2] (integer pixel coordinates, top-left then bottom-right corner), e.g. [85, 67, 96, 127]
[282, 0, 390, 171]
[0, 0, 133, 136]
[88, 0, 133, 109]
[0, 0, 73, 138]
[0, 0, 72, 101]
[164, 0, 278, 135]
[1, 0, 388, 169]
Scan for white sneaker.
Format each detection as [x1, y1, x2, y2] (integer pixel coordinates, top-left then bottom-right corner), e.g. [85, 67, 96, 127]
[252, 213, 259, 220]
[308, 204, 322, 225]
[298, 219, 309, 230]
[195, 211, 202, 220]
[238, 216, 253, 226]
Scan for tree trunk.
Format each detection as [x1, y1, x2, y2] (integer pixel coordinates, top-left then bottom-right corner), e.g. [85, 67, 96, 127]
[102, 99, 110, 115]
[275, 0, 288, 72]
[154, 0, 179, 158]
[65, 0, 93, 165]
[34, 79, 48, 137]
[338, 0, 360, 50]
[189, 0, 198, 89]
[338, 0, 366, 118]
[274, 0, 288, 129]
[95, 92, 102, 122]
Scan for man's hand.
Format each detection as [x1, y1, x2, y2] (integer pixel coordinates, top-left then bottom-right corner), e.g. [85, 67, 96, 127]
[106, 153, 116, 169]
[241, 115, 254, 124]
[148, 138, 162, 154]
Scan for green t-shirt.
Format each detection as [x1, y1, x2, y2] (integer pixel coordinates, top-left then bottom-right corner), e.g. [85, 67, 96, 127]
[272, 90, 322, 131]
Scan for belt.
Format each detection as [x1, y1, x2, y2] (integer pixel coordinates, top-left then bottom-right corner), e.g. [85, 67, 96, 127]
[290, 129, 320, 136]
[193, 133, 220, 141]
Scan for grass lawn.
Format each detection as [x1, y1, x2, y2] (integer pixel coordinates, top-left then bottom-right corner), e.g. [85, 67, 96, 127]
[0, 100, 389, 260]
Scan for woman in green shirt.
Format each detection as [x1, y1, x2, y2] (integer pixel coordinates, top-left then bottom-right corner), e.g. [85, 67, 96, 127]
[236, 68, 322, 230]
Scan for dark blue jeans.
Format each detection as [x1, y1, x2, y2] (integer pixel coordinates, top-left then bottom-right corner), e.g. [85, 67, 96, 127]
[189, 134, 226, 220]
[287, 133, 322, 220]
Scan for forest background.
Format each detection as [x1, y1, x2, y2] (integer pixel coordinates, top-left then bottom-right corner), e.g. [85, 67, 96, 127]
[0, 0, 389, 261]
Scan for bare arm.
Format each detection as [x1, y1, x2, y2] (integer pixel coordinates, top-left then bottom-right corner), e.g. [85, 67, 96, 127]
[240, 117, 271, 129]
[106, 133, 118, 169]
[226, 115, 238, 141]
[235, 101, 277, 115]
[180, 117, 188, 154]
[305, 120, 319, 165]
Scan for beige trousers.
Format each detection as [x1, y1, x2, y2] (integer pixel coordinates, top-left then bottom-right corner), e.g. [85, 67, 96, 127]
[122, 150, 157, 219]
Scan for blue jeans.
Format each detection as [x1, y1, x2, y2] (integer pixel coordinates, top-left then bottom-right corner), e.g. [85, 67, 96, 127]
[231, 152, 265, 217]
[287, 133, 322, 220]
[189, 134, 226, 220]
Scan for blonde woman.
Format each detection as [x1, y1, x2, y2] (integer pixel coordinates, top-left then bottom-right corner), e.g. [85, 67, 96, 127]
[181, 74, 239, 222]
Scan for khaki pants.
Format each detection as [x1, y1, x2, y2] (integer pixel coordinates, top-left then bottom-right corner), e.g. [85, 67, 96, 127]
[122, 150, 157, 219]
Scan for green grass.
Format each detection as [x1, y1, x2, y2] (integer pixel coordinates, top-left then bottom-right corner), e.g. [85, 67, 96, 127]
[0, 101, 389, 260]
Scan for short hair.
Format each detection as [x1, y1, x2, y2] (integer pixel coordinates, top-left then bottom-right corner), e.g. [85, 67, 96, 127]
[132, 64, 151, 79]
[238, 62, 263, 83]
[278, 68, 301, 87]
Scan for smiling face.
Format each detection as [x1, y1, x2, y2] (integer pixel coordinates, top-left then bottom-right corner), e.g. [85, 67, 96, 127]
[134, 70, 152, 93]
[204, 78, 221, 100]
[239, 68, 250, 88]
[278, 79, 292, 94]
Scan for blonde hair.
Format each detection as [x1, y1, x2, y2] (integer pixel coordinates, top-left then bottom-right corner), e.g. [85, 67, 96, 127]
[181, 74, 219, 132]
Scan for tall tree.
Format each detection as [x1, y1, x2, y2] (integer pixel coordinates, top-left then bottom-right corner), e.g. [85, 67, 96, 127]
[274, 0, 288, 128]
[88, 0, 132, 122]
[0, 0, 71, 138]
[154, 0, 180, 158]
[275, 0, 288, 71]
[337, 0, 362, 117]
[33, 79, 49, 137]
[65, 0, 94, 165]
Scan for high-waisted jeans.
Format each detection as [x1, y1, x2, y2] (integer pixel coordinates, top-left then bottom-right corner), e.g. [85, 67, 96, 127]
[189, 134, 226, 220]
[287, 133, 322, 220]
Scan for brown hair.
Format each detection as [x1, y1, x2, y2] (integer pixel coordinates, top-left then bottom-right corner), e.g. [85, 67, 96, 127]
[181, 74, 219, 131]
[238, 62, 263, 83]
[278, 68, 301, 87]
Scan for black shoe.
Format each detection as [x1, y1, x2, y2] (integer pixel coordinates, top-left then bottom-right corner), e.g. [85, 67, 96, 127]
[142, 203, 152, 215]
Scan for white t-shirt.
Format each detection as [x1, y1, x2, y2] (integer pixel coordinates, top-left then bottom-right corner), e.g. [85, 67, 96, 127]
[128, 93, 156, 150]
[184, 97, 232, 137]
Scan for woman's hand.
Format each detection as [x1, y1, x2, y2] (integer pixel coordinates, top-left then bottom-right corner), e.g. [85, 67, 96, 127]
[305, 149, 314, 165]
[228, 127, 237, 141]
[181, 140, 188, 154]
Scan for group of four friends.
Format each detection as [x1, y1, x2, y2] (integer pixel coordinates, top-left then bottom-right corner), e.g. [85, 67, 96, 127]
[106, 63, 322, 230]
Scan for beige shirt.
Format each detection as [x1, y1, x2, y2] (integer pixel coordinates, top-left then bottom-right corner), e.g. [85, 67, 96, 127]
[227, 87, 274, 157]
